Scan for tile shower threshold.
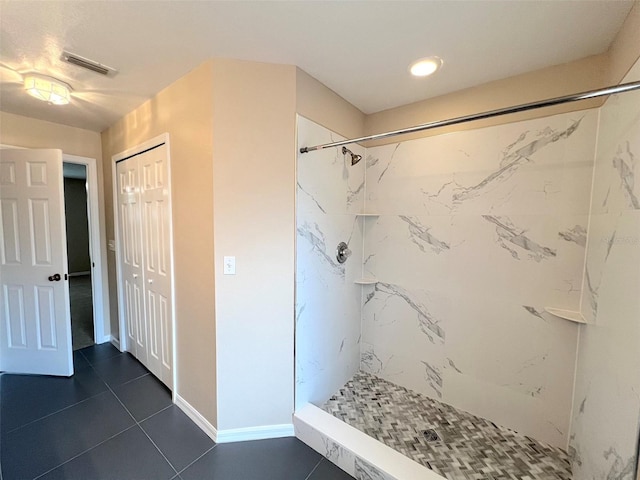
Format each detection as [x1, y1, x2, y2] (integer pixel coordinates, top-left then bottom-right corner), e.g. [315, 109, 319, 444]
[322, 372, 572, 480]
[294, 403, 442, 480]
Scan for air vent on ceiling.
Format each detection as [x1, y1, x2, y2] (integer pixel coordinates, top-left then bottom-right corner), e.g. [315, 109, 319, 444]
[61, 51, 118, 77]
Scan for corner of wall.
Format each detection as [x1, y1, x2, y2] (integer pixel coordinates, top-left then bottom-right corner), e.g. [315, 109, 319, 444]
[295, 67, 366, 140]
[607, 0, 640, 84]
[101, 60, 218, 429]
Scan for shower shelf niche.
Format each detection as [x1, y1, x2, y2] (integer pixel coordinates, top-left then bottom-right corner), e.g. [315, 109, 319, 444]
[355, 213, 379, 217]
[544, 307, 587, 324]
[354, 278, 378, 285]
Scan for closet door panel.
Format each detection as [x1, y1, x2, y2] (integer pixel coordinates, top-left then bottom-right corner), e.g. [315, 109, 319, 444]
[116, 159, 148, 365]
[139, 145, 173, 387]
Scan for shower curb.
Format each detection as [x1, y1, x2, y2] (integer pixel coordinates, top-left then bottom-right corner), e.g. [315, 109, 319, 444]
[294, 403, 444, 480]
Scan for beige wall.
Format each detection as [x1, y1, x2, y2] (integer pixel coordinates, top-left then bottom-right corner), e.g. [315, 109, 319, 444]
[101, 61, 218, 426]
[608, 0, 640, 85]
[364, 1, 640, 146]
[296, 68, 365, 140]
[0, 111, 102, 160]
[364, 54, 607, 146]
[211, 58, 297, 430]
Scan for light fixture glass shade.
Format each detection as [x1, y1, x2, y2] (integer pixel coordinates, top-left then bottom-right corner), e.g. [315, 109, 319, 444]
[24, 75, 71, 105]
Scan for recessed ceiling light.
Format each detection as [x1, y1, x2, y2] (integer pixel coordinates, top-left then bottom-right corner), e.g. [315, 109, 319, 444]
[409, 56, 443, 77]
[23, 74, 72, 105]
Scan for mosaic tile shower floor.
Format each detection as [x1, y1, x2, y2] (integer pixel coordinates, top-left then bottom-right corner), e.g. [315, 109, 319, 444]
[322, 372, 572, 480]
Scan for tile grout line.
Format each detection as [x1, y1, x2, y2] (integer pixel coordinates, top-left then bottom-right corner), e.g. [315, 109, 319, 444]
[302, 457, 325, 480]
[138, 403, 173, 424]
[6, 391, 109, 435]
[32, 425, 139, 480]
[28, 360, 139, 479]
[79, 348, 122, 367]
[101, 374, 180, 476]
[175, 443, 219, 476]
[9, 349, 180, 479]
[26, 355, 165, 479]
[112, 371, 151, 388]
[5, 354, 113, 435]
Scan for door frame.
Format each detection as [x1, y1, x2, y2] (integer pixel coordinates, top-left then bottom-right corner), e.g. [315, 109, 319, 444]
[0, 145, 109, 347]
[63, 153, 109, 345]
[111, 133, 177, 396]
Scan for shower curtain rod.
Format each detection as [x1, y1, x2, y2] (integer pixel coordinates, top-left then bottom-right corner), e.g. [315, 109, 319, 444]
[299, 80, 640, 154]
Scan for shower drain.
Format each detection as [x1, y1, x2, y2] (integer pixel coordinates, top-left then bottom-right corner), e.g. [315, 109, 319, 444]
[422, 429, 441, 442]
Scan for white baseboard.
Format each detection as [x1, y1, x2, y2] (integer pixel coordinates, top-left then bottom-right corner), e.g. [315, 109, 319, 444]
[175, 394, 218, 442]
[69, 271, 91, 277]
[174, 394, 294, 444]
[109, 336, 121, 351]
[216, 423, 295, 443]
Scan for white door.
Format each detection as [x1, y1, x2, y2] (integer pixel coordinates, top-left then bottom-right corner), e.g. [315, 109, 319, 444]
[139, 145, 173, 386]
[116, 159, 148, 366]
[0, 149, 73, 376]
[115, 143, 173, 389]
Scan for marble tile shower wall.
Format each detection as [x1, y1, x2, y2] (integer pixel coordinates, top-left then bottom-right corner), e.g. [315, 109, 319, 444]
[362, 111, 599, 448]
[295, 116, 365, 410]
[569, 61, 640, 479]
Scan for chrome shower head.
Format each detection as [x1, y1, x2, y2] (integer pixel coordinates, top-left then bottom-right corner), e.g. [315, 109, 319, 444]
[342, 146, 362, 166]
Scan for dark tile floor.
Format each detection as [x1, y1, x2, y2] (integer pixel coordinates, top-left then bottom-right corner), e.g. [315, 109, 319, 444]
[0, 343, 353, 480]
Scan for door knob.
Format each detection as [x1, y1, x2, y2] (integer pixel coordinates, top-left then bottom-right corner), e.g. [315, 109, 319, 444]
[48, 273, 61, 282]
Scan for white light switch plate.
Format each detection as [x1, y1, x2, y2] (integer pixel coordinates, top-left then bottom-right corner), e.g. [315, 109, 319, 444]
[224, 256, 236, 275]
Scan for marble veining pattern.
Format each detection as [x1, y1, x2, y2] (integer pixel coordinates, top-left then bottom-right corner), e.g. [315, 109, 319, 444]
[323, 372, 572, 480]
[569, 61, 640, 480]
[363, 111, 595, 447]
[482, 214, 557, 261]
[451, 118, 582, 205]
[295, 115, 364, 410]
[365, 282, 445, 343]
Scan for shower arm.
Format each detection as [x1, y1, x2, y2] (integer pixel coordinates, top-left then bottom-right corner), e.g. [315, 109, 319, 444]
[299, 80, 640, 154]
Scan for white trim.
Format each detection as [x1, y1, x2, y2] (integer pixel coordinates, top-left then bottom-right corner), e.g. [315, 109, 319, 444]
[68, 271, 91, 277]
[111, 157, 126, 353]
[216, 424, 295, 444]
[175, 393, 294, 444]
[63, 153, 109, 348]
[110, 335, 121, 351]
[175, 394, 218, 442]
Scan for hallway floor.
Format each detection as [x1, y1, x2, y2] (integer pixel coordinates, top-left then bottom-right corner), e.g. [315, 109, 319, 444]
[0, 343, 352, 480]
[69, 275, 94, 351]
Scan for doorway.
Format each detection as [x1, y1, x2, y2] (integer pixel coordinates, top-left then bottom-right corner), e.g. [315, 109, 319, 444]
[63, 163, 94, 350]
[62, 153, 109, 350]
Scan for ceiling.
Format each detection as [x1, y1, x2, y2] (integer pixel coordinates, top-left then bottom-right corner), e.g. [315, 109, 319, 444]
[0, 1, 634, 132]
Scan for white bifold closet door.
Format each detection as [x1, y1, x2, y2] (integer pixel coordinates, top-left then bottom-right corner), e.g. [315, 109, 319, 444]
[116, 144, 173, 388]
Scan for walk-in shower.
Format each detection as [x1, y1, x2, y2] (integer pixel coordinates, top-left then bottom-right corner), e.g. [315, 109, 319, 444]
[294, 67, 640, 479]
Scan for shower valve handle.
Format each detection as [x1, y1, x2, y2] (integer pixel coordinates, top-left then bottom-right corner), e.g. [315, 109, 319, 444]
[336, 242, 352, 264]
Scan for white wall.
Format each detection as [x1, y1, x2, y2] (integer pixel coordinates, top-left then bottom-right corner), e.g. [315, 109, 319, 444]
[295, 116, 365, 409]
[569, 58, 640, 479]
[295, 109, 601, 449]
[361, 110, 598, 448]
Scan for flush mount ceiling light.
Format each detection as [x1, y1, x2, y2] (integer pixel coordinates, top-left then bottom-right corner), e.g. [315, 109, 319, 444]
[409, 56, 443, 77]
[23, 74, 72, 105]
